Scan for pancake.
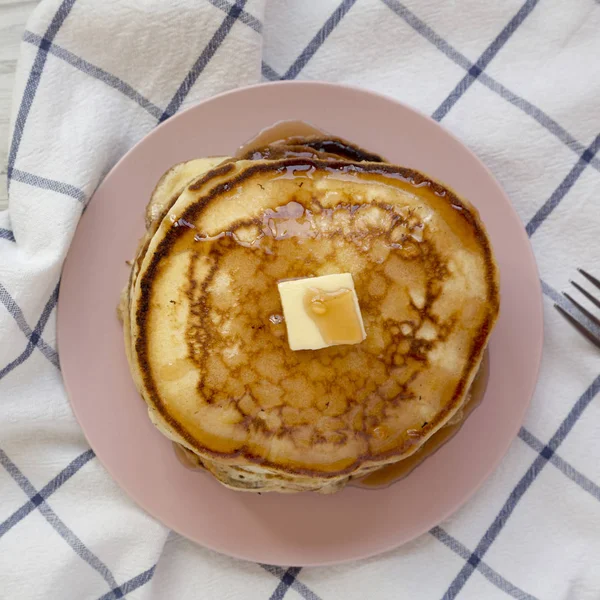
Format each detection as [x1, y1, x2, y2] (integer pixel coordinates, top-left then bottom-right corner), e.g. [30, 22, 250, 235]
[236, 135, 385, 163]
[122, 136, 500, 493]
[119, 157, 228, 365]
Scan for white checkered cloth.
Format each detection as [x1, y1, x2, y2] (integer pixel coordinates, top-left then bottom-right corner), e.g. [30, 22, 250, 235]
[1, 0, 599, 598]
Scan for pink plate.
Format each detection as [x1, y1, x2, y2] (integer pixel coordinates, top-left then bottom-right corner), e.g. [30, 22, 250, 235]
[58, 82, 543, 566]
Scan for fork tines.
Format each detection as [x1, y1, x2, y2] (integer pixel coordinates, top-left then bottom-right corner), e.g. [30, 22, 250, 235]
[555, 268, 600, 349]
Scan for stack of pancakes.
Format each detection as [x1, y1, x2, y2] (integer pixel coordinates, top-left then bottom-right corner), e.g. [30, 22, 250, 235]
[119, 126, 499, 493]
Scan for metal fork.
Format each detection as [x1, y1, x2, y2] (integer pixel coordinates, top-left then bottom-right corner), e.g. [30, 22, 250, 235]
[555, 269, 600, 349]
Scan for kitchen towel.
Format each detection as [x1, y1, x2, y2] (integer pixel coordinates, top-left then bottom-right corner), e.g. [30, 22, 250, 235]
[1, 1, 600, 598]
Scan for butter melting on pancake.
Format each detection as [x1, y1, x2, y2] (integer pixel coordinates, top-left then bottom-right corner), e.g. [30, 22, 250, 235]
[125, 146, 499, 492]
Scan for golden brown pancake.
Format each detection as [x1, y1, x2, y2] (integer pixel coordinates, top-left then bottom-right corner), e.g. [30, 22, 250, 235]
[119, 157, 227, 364]
[122, 139, 499, 493]
[237, 135, 385, 163]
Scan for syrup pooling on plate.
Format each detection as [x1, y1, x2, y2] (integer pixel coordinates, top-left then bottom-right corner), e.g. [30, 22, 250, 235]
[173, 441, 205, 470]
[354, 351, 490, 488]
[235, 120, 386, 163]
[235, 120, 328, 158]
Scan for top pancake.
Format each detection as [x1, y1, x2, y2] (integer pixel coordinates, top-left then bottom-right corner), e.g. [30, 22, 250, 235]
[128, 155, 499, 479]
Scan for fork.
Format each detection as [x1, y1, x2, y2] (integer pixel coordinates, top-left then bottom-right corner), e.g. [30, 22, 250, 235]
[555, 269, 600, 349]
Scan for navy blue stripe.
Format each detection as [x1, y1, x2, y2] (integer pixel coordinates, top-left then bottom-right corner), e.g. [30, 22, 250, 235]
[262, 61, 281, 81]
[22, 31, 164, 120]
[39, 501, 118, 589]
[526, 133, 600, 236]
[0, 228, 16, 242]
[0, 283, 60, 380]
[432, 0, 540, 121]
[269, 567, 302, 600]
[0, 282, 60, 366]
[518, 428, 600, 502]
[430, 527, 538, 600]
[283, 0, 358, 80]
[261, 565, 322, 600]
[11, 168, 86, 203]
[443, 372, 600, 600]
[0, 448, 40, 497]
[380, 1, 600, 174]
[541, 279, 600, 338]
[550, 373, 600, 452]
[208, 0, 262, 32]
[7, 0, 77, 187]
[96, 565, 156, 600]
[22, 3, 260, 125]
[0, 448, 118, 590]
[0, 449, 95, 538]
[159, 0, 247, 122]
[38, 450, 95, 496]
[0, 336, 38, 379]
[541, 279, 563, 305]
[475, 72, 600, 172]
[381, 0, 472, 69]
[0, 282, 32, 335]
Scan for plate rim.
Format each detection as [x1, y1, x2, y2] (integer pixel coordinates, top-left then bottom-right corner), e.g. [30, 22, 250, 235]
[58, 80, 544, 566]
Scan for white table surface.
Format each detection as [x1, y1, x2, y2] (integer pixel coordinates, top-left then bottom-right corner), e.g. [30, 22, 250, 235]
[0, 0, 37, 211]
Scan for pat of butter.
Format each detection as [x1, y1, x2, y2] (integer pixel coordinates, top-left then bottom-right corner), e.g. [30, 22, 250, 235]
[277, 273, 366, 351]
